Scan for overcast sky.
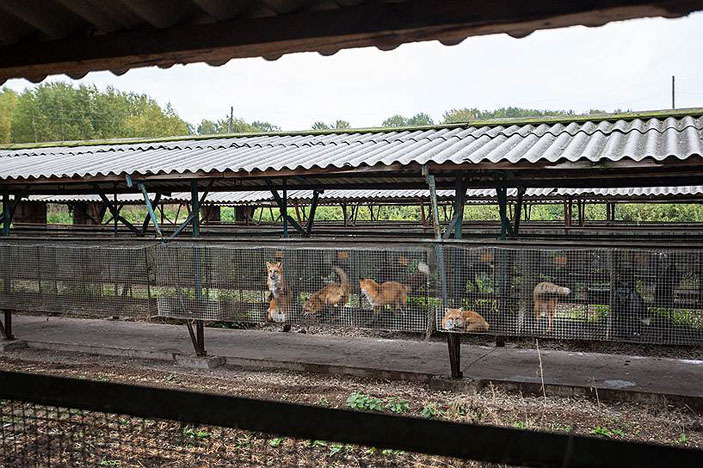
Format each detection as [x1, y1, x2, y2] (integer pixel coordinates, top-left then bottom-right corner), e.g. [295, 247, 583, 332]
[4, 12, 703, 130]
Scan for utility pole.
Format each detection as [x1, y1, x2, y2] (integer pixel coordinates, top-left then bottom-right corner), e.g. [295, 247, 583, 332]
[228, 106, 233, 133]
[672, 75, 676, 109]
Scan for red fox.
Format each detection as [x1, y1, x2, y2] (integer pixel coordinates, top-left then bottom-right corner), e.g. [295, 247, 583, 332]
[302, 267, 350, 315]
[441, 308, 490, 332]
[265, 261, 292, 323]
[533, 282, 571, 332]
[359, 262, 429, 318]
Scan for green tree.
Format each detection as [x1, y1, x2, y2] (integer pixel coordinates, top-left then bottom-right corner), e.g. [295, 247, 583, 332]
[251, 120, 281, 132]
[406, 113, 433, 126]
[196, 116, 280, 135]
[312, 120, 351, 130]
[333, 119, 351, 129]
[0, 88, 18, 143]
[442, 108, 479, 123]
[442, 107, 578, 124]
[197, 119, 220, 135]
[8, 82, 191, 143]
[381, 114, 407, 127]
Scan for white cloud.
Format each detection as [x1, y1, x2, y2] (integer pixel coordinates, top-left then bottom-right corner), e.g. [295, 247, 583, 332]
[4, 12, 702, 130]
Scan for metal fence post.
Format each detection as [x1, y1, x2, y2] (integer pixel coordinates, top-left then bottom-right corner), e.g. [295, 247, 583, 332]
[448, 175, 465, 378]
[425, 168, 461, 378]
[1, 187, 13, 340]
[191, 181, 206, 356]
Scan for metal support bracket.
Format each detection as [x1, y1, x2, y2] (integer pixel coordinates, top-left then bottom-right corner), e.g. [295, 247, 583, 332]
[442, 177, 466, 240]
[94, 187, 141, 235]
[265, 178, 308, 237]
[496, 185, 516, 239]
[305, 189, 322, 235]
[126, 175, 163, 238]
[513, 186, 525, 236]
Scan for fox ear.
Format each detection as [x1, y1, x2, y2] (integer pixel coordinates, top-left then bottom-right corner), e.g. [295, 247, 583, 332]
[276, 262, 282, 268]
[266, 262, 272, 268]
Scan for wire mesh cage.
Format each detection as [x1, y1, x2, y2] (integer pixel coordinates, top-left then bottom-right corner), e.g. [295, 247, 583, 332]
[1, 240, 702, 345]
[152, 243, 435, 333]
[0, 241, 155, 319]
[439, 245, 703, 345]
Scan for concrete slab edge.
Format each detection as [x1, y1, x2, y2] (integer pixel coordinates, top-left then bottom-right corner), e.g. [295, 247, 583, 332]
[14, 340, 703, 411]
[25, 340, 178, 362]
[0, 340, 28, 352]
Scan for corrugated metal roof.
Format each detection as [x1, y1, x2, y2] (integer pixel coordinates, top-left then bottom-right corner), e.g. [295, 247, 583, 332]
[31, 186, 703, 206]
[2, 114, 702, 183]
[556, 186, 703, 198]
[3, 1, 699, 84]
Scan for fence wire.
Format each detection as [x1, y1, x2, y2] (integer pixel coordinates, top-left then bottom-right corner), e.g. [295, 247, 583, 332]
[1, 241, 702, 345]
[0, 399, 475, 468]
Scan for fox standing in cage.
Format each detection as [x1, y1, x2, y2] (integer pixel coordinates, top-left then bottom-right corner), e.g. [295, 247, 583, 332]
[359, 261, 429, 322]
[265, 261, 292, 323]
[533, 282, 571, 332]
[302, 266, 350, 315]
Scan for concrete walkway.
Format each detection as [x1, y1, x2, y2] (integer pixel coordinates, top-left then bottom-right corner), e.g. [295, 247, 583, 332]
[5, 315, 703, 407]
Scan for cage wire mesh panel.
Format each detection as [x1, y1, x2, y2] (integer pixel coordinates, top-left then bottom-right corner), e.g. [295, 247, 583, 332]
[0, 241, 156, 319]
[0, 399, 475, 468]
[438, 246, 703, 345]
[154, 243, 435, 333]
[0, 240, 700, 345]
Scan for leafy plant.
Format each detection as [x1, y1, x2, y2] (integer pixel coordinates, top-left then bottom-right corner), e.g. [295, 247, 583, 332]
[385, 397, 410, 414]
[346, 392, 383, 412]
[512, 421, 528, 429]
[183, 426, 211, 441]
[421, 402, 443, 419]
[677, 433, 688, 445]
[381, 449, 406, 456]
[309, 440, 328, 449]
[99, 460, 121, 467]
[329, 444, 346, 456]
[591, 426, 613, 438]
[269, 437, 285, 448]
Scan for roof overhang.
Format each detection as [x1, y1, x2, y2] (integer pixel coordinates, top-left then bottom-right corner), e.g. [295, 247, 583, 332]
[1, 0, 702, 84]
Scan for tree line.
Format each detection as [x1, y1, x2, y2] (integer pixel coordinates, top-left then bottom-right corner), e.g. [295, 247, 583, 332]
[0, 82, 626, 144]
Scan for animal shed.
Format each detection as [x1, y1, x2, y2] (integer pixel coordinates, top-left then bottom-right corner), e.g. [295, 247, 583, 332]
[2, 110, 703, 371]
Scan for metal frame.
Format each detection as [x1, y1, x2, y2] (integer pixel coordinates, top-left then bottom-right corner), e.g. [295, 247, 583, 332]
[186, 180, 206, 357]
[1, 187, 13, 340]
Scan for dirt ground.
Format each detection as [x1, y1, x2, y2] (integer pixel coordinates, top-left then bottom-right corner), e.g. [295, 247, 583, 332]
[1, 348, 701, 459]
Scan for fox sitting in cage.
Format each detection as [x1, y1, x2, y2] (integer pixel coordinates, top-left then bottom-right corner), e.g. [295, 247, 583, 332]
[533, 282, 571, 333]
[613, 278, 652, 339]
[302, 267, 350, 315]
[440, 308, 490, 332]
[359, 261, 429, 321]
[265, 261, 292, 323]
